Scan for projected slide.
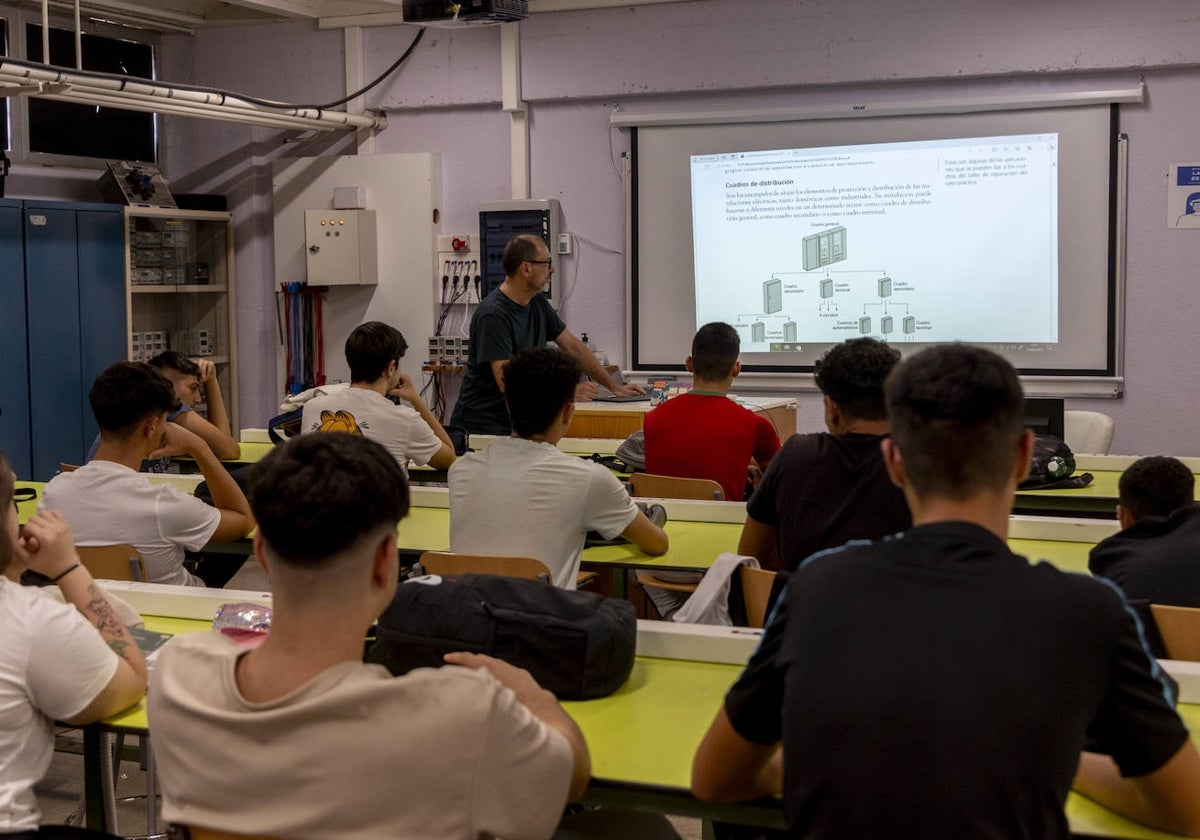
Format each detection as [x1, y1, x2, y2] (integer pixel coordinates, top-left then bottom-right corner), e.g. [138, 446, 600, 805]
[690, 134, 1059, 351]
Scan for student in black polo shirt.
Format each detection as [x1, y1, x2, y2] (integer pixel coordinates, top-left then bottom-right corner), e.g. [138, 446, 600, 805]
[692, 344, 1200, 838]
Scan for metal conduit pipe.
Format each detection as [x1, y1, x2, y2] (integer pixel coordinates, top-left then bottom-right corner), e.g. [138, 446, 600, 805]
[0, 59, 386, 132]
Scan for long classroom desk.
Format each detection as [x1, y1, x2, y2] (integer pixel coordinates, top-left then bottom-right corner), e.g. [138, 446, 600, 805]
[1016, 455, 1200, 519]
[80, 604, 1200, 839]
[19, 481, 1118, 582]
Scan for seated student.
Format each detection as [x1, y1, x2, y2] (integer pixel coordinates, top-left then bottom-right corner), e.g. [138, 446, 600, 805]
[644, 322, 781, 501]
[693, 344, 1200, 838]
[86, 351, 241, 470]
[149, 351, 240, 461]
[302, 321, 456, 470]
[738, 337, 911, 572]
[0, 452, 147, 834]
[1089, 455, 1200, 605]
[42, 362, 254, 586]
[450, 347, 668, 588]
[149, 433, 588, 840]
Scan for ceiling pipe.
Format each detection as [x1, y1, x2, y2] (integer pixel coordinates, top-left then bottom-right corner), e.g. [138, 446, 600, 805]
[0, 59, 386, 132]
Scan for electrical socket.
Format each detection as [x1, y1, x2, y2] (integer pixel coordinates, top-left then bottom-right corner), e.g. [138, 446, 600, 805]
[557, 233, 572, 255]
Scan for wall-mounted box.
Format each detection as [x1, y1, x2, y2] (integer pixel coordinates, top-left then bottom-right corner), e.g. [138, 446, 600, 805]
[304, 209, 378, 286]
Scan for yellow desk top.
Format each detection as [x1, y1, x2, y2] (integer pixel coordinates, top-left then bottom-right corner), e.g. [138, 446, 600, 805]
[398, 507, 733, 571]
[118, 616, 1200, 837]
[21, 478, 1104, 576]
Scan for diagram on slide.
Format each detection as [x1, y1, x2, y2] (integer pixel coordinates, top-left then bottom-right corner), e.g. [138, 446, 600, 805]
[732, 226, 931, 349]
[691, 134, 1061, 351]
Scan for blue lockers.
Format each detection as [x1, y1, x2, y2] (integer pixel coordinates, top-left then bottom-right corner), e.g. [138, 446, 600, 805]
[0, 200, 125, 480]
[0, 199, 32, 478]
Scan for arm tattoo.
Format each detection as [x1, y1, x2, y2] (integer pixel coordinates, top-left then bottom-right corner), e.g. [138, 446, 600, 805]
[85, 583, 127, 639]
[108, 639, 131, 662]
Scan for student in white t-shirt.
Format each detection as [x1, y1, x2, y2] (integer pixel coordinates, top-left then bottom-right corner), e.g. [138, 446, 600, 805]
[150, 433, 588, 840]
[42, 362, 254, 586]
[302, 321, 456, 470]
[0, 452, 147, 834]
[449, 347, 668, 587]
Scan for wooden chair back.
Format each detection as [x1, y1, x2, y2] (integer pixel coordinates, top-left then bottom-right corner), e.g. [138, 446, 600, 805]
[419, 552, 553, 584]
[739, 566, 777, 629]
[76, 544, 148, 582]
[1151, 604, 1200, 661]
[183, 827, 285, 840]
[629, 473, 724, 501]
[59, 463, 80, 473]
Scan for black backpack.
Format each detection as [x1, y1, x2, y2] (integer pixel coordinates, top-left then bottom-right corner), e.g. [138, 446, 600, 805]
[1018, 434, 1094, 490]
[367, 573, 637, 700]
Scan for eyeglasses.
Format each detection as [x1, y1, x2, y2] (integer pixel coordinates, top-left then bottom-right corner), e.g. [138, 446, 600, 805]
[526, 258, 553, 268]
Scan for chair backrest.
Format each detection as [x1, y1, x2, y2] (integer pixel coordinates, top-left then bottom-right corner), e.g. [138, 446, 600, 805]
[182, 827, 285, 840]
[419, 551, 553, 584]
[630, 473, 724, 501]
[76, 544, 148, 582]
[1151, 604, 1200, 661]
[1063, 410, 1115, 455]
[739, 566, 777, 629]
[59, 462, 80, 473]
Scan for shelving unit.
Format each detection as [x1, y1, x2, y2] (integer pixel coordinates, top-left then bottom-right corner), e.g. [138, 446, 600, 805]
[125, 207, 238, 430]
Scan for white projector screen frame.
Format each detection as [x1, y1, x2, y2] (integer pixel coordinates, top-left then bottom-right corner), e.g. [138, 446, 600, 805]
[620, 91, 1136, 396]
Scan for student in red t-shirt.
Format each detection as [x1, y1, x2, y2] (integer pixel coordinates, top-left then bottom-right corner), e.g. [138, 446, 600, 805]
[644, 322, 781, 502]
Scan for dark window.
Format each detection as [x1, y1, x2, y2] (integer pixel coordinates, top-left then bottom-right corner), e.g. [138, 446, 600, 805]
[25, 23, 156, 162]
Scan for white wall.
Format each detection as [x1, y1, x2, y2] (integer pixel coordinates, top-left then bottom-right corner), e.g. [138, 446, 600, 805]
[154, 1, 1200, 453]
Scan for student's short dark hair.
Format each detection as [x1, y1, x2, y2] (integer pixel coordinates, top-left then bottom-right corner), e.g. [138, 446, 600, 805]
[501, 234, 546, 277]
[90, 362, 177, 437]
[0, 450, 13, 574]
[1119, 456, 1195, 522]
[814, 338, 901, 421]
[885, 344, 1025, 497]
[691, 322, 740, 381]
[503, 347, 581, 438]
[346, 321, 408, 383]
[248, 433, 410, 567]
[148, 351, 200, 379]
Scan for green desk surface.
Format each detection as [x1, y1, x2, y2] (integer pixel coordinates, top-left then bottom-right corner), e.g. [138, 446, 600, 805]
[113, 618, 1200, 838]
[23, 476, 1103, 576]
[1010, 538, 1094, 576]
[398, 507, 733, 572]
[15, 481, 40, 525]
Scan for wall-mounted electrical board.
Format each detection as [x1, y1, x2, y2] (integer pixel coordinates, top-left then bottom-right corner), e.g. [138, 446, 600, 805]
[304, 209, 378, 286]
[478, 199, 562, 306]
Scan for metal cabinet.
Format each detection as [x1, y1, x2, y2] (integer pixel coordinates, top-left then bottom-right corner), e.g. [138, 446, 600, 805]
[0, 200, 124, 479]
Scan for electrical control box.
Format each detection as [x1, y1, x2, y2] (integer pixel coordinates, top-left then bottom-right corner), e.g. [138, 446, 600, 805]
[763, 278, 783, 314]
[304, 209, 378, 286]
[479, 199, 562, 306]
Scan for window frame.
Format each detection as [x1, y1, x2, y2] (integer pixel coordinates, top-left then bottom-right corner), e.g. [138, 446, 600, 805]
[1, 4, 161, 169]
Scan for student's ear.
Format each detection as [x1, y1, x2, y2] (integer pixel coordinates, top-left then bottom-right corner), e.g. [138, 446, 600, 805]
[370, 530, 398, 590]
[1013, 429, 1034, 487]
[252, 533, 271, 581]
[684, 356, 695, 373]
[880, 437, 907, 490]
[822, 395, 842, 433]
[562, 401, 576, 428]
[1116, 504, 1136, 530]
[731, 360, 742, 379]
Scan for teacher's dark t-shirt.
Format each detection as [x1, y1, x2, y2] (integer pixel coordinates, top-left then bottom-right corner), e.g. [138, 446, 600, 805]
[451, 288, 565, 435]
